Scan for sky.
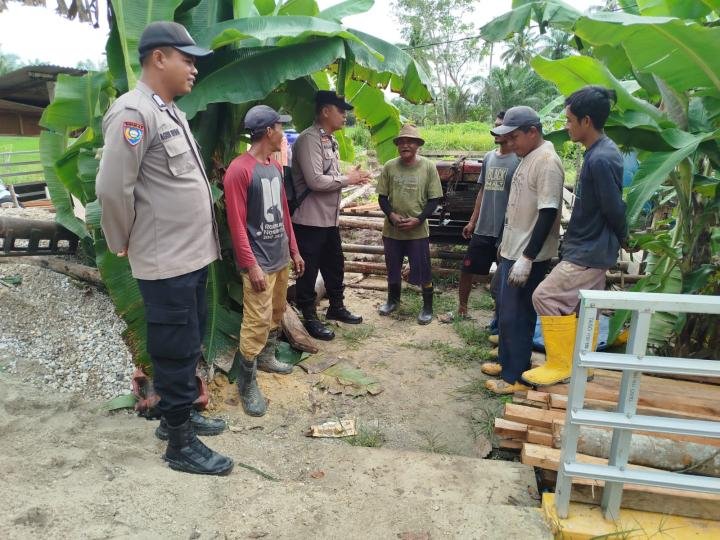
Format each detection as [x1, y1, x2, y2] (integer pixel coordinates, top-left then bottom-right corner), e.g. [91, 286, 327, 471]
[0, 0, 598, 68]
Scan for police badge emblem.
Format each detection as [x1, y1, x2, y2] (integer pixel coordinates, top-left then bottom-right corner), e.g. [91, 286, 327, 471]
[123, 121, 145, 146]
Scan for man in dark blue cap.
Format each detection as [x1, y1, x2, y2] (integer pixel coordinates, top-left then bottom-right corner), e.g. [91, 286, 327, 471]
[290, 91, 371, 341]
[97, 20, 233, 475]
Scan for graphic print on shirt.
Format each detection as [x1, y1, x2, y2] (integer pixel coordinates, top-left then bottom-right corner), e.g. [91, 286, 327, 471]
[484, 166, 510, 191]
[394, 172, 419, 199]
[258, 174, 285, 239]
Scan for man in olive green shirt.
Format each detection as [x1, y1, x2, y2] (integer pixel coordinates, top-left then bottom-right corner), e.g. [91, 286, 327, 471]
[377, 124, 443, 324]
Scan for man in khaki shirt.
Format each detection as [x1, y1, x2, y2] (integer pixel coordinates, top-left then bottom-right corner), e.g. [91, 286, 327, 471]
[96, 21, 232, 476]
[291, 91, 370, 340]
[482, 106, 564, 395]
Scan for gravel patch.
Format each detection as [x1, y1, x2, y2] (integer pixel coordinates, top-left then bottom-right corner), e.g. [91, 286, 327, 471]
[0, 206, 56, 221]
[0, 262, 133, 400]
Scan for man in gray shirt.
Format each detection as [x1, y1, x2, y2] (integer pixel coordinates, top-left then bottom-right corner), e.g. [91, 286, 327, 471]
[458, 111, 519, 326]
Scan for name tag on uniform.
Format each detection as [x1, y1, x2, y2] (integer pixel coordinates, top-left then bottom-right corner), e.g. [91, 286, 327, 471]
[160, 128, 181, 141]
[123, 121, 144, 146]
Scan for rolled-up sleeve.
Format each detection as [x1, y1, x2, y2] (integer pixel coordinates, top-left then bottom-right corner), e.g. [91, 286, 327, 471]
[294, 131, 347, 192]
[95, 107, 146, 253]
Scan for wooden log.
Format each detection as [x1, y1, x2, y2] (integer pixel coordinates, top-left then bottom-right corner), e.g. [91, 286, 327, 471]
[1, 256, 104, 288]
[494, 418, 528, 440]
[503, 403, 566, 429]
[341, 209, 385, 218]
[280, 304, 319, 354]
[339, 184, 373, 209]
[543, 369, 720, 422]
[344, 260, 459, 278]
[551, 423, 720, 475]
[526, 390, 551, 408]
[521, 443, 720, 520]
[342, 243, 464, 260]
[338, 216, 384, 231]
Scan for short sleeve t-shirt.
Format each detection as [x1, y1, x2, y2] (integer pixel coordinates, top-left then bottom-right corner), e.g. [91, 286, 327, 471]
[474, 150, 520, 238]
[500, 141, 564, 262]
[224, 153, 291, 273]
[377, 155, 444, 240]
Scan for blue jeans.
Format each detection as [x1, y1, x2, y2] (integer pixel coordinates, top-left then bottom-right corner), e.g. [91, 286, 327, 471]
[497, 258, 550, 384]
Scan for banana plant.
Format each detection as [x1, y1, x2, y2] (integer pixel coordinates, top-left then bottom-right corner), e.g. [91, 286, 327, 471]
[40, 0, 434, 371]
[481, 0, 720, 354]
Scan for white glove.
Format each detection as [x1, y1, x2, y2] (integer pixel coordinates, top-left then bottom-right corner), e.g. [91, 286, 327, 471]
[508, 256, 533, 287]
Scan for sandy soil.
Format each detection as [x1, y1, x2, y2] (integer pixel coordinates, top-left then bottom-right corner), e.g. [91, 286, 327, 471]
[0, 286, 551, 539]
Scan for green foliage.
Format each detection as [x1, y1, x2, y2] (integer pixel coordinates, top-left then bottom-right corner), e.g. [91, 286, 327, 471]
[419, 122, 495, 152]
[0, 136, 41, 184]
[484, 0, 720, 354]
[40, 0, 433, 370]
[345, 422, 385, 447]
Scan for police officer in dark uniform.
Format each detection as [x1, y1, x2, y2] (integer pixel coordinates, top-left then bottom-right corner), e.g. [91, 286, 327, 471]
[96, 21, 233, 476]
[291, 91, 371, 340]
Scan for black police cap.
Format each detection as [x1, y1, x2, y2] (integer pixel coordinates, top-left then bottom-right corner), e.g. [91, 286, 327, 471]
[138, 21, 212, 58]
[315, 90, 353, 111]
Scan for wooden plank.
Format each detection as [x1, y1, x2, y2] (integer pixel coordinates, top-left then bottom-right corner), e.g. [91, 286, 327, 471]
[527, 429, 553, 446]
[526, 390, 550, 407]
[543, 369, 720, 422]
[503, 403, 566, 429]
[522, 443, 720, 520]
[493, 418, 527, 440]
[498, 439, 523, 450]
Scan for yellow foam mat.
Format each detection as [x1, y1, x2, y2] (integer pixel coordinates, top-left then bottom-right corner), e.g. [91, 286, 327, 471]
[542, 493, 720, 539]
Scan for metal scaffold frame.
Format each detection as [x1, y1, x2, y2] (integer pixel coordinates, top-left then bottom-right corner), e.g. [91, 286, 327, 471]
[554, 290, 720, 520]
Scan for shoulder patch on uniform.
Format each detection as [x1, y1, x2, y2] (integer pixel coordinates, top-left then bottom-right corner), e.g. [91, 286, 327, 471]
[123, 121, 144, 146]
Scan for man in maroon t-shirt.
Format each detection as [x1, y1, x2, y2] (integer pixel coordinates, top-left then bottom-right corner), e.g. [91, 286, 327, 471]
[224, 105, 304, 417]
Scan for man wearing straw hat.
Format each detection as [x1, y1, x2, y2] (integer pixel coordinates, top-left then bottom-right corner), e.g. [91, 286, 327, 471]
[377, 124, 443, 324]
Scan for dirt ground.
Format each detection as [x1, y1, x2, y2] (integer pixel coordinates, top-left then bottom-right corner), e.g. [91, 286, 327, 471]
[0, 284, 551, 539]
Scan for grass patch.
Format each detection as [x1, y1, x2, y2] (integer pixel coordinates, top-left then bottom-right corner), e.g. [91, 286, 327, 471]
[419, 122, 495, 152]
[469, 290, 495, 311]
[346, 422, 385, 447]
[417, 429, 452, 454]
[393, 288, 456, 321]
[402, 339, 493, 365]
[0, 135, 42, 184]
[337, 324, 375, 350]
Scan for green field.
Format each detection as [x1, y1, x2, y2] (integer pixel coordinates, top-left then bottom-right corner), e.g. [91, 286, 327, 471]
[419, 121, 496, 152]
[0, 135, 42, 184]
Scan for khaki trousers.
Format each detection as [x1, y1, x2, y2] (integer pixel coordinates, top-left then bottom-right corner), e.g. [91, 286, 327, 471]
[532, 260, 606, 316]
[239, 266, 289, 360]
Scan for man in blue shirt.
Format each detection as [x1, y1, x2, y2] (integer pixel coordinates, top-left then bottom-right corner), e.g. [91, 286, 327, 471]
[523, 86, 627, 387]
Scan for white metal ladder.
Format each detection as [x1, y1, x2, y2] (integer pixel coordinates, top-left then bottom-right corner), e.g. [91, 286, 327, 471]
[555, 290, 720, 520]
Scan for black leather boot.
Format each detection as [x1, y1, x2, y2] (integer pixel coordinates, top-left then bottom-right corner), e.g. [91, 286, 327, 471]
[163, 419, 234, 476]
[378, 283, 401, 316]
[418, 285, 433, 325]
[155, 409, 226, 441]
[326, 305, 363, 324]
[236, 353, 268, 417]
[301, 307, 335, 341]
[257, 329, 293, 374]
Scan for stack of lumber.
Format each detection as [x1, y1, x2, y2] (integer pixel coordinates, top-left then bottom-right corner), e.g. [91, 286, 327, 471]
[493, 369, 720, 519]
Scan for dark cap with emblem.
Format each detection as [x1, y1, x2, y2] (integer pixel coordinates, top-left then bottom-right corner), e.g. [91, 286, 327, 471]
[244, 105, 292, 133]
[315, 90, 353, 111]
[138, 21, 213, 58]
[490, 105, 541, 135]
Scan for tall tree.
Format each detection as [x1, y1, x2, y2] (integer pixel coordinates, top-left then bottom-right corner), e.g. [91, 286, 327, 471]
[392, 0, 485, 124]
[499, 29, 538, 66]
[0, 46, 22, 75]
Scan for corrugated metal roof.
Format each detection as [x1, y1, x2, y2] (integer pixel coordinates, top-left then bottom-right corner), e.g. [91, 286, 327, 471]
[0, 65, 88, 107]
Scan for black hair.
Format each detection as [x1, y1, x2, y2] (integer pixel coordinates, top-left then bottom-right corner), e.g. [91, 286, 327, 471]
[140, 46, 175, 66]
[249, 129, 267, 142]
[315, 102, 333, 116]
[496, 110, 506, 120]
[565, 85, 617, 130]
[518, 123, 543, 136]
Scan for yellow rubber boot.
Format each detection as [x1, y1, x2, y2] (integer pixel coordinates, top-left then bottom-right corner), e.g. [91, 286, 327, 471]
[521, 315, 577, 386]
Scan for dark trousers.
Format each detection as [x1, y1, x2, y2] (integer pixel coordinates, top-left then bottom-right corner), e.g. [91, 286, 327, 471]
[137, 266, 208, 425]
[293, 223, 345, 311]
[497, 257, 549, 384]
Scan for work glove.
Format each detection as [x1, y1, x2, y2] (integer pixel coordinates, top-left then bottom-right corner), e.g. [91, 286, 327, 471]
[507, 256, 533, 287]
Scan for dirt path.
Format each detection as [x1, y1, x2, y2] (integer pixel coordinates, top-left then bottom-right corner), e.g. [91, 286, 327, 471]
[0, 282, 552, 538]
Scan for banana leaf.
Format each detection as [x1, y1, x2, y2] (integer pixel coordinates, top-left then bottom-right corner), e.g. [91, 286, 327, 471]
[479, 0, 582, 41]
[574, 12, 720, 94]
